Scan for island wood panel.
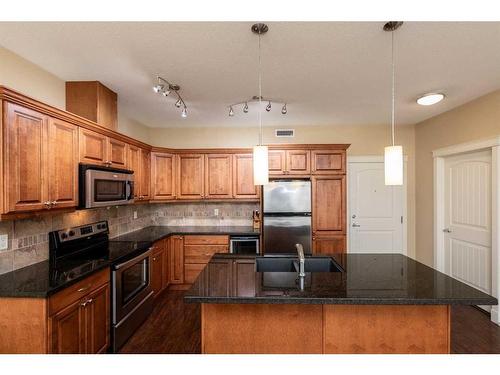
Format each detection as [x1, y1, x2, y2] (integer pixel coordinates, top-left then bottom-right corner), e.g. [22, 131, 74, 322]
[127, 144, 140, 199]
[232, 154, 259, 199]
[312, 175, 346, 236]
[79, 128, 108, 165]
[0, 297, 48, 353]
[4, 102, 48, 212]
[323, 305, 450, 354]
[108, 137, 127, 168]
[268, 150, 286, 175]
[286, 149, 311, 174]
[205, 154, 232, 198]
[201, 303, 323, 354]
[151, 152, 176, 200]
[48, 118, 79, 208]
[177, 154, 204, 199]
[311, 150, 345, 174]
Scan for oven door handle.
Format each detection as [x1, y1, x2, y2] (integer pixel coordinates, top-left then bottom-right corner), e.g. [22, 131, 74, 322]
[126, 180, 134, 200]
[113, 248, 152, 270]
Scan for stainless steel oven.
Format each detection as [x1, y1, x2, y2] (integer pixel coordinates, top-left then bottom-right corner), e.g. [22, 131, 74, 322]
[79, 164, 134, 209]
[111, 249, 154, 352]
[230, 236, 260, 255]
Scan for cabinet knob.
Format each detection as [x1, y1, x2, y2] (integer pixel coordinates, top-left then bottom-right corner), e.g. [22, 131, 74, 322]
[51, 201, 57, 206]
[44, 201, 51, 209]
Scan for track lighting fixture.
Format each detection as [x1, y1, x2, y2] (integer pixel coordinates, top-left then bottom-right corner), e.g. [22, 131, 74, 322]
[281, 104, 287, 115]
[266, 101, 272, 112]
[229, 106, 234, 116]
[227, 97, 287, 117]
[152, 76, 188, 118]
[243, 102, 249, 113]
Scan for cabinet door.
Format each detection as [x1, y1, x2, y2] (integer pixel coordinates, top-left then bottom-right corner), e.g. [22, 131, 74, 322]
[108, 137, 127, 168]
[312, 175, 346, 236]
[151, 153, 176, 200]
[4, 103, 48, 212]
[311, 150, 345, 174]
[162, 239, 170, 289]
[177, 154, 204, 199]
[49, 300, 84, 354]
[268, 150, 286, 175]
[139, 149, 151, 200]
[286, 150, 310, 175]
[127, 144, 141, 199]
[84, 283, 110, 354]
[48, 118, 79, 208]
[79, 128, 108, 165]
[232, 154, 259, 199]
[205, 154, 232, 199]
[169, 236, 184, 284]
[151, 248, 165, 297]
[312, 235, 346, 255]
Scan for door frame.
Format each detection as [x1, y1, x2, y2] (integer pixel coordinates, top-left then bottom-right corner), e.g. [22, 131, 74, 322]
[433, 136, 500, 325]
[347, 156, 408, 255]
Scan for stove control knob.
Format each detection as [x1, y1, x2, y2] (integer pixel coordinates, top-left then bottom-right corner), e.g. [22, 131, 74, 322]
[68, 230, 75, 237]
[61, 232, 68, 240]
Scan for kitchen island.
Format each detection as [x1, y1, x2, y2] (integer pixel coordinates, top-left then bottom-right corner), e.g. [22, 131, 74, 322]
[185, 253, 498, 354]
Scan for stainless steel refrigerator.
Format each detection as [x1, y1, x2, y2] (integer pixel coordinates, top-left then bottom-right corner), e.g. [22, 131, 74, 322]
[263, 180, 312, 254]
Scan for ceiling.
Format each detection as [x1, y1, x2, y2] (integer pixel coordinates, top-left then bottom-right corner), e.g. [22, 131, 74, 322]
[0, 22, 500, 128]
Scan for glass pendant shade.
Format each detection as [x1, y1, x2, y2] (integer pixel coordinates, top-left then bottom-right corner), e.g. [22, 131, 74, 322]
[384, 145, 403, 185]
[253, 145, 269, 185]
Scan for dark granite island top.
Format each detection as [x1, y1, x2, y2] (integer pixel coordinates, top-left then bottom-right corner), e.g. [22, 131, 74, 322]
[184, 253, 497, 305]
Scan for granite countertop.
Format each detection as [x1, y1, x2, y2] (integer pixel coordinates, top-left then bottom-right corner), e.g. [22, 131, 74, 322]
[0, 226, 259, 298]
[184, 253, 498, 305]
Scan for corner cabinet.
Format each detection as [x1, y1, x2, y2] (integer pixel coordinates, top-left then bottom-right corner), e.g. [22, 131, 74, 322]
[3, 102, 79, 214]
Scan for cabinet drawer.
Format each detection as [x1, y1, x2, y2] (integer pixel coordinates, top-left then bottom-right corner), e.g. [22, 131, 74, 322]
[184, 245, 229, 263]
[49, 268, 110, 315]
[184, 263, 207, 284]
[183, 235, 229, 245]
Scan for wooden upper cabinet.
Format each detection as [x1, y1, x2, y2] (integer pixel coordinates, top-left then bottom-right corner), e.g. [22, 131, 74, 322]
[4, 102, 48, 212]
[268, 150, 286, 175]
[108, 137, 127, 168]
[139, 149, 151, 200]
[205, 154, 232, 199]
[312, 175, 346, 236]
[286, 150, 311, 175]
[177, 154, 204, 199]
[66, 81, 117, 131]
[233, 154, 259, 199]
[48, 118, 79, 208]
[79, 128, 108, 165]
[311, 150, 345, 174]
[127, 144, 140, 199]
[151, 153, 176, 200]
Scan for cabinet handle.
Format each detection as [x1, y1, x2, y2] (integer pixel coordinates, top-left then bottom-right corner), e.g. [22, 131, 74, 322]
[153, 257, 157, 261]
[77, 286, 90, 293]
[51, 201, 57, 206]
[81, 298, 92, 307]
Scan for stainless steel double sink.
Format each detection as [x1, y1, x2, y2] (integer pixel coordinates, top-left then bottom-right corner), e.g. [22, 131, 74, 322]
[255, 256, 343, 273]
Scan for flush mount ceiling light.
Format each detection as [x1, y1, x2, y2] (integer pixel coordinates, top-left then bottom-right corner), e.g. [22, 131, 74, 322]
[152, 76, 188, 118]
[383, 21, 404, 186]
[416, 93, 445, 106]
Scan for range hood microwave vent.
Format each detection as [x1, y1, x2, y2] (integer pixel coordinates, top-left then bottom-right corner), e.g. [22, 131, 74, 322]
[275, 129, 295, 138]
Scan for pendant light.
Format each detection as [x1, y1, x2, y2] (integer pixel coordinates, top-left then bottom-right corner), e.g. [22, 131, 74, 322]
[252, 23, 269, 186]
[384, 22, 404, 186]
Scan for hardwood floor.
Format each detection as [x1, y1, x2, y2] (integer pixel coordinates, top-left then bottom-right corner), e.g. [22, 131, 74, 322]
[120, 290, 500, 354]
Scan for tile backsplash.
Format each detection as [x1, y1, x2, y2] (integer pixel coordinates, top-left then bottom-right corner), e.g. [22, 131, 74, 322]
[0, 202, 258, 275]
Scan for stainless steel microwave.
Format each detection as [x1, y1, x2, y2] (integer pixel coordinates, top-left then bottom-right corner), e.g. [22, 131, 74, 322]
[79, 164, 134, 208]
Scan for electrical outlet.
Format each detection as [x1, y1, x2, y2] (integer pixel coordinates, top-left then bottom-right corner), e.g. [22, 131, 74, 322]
[214, 209, 219, 216]
[133, 211, 138, 219]
[0, 234, 8, 250]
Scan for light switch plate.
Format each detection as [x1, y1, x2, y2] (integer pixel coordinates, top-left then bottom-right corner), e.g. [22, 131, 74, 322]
[0, 234, 8, 250]
[133, 211, 138, 219]
[214, 209, 219, 216]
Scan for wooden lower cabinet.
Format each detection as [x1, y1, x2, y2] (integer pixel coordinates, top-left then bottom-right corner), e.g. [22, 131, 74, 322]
[183, 235, 229, 285]
[169, 236, 185, 284]
[312, 235, 346, 254]
[151, 239, 169, 297]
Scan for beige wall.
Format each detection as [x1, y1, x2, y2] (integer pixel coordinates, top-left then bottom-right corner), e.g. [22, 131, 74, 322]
[149, 124, 417, 259]
[415, 89, 500, 266]
[0, 46, 148, 140]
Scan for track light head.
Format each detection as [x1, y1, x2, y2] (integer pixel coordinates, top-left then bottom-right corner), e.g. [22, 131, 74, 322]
[153, 84, 164, 93]
[266, 101, 272, 112]
[229, 106, 234, 117]
[243, 103, 249, 113]
[281, 104, 287, 115]
[181, 107, 187, 118]
[162, 89, 171, 97]
[175, 99, 182, 108]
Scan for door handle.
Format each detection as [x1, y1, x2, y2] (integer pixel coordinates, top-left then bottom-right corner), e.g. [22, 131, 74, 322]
[352, 223, 360, 227]
[443, 228, 452, 233]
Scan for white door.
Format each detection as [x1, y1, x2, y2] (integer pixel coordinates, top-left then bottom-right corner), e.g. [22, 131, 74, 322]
[444, 150, 492, 309]
[348, 161, 404, 254]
